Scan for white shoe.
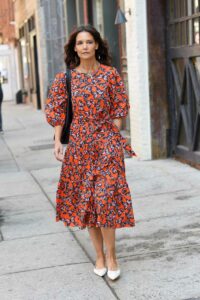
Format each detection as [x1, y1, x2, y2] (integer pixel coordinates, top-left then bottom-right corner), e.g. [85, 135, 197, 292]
[107, 269, 121, 280]
[94, 267, 107, 277]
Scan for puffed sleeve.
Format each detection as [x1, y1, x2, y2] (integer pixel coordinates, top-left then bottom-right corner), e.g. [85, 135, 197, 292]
[109, 67, 130, 119]
[45, 72, 67, 127]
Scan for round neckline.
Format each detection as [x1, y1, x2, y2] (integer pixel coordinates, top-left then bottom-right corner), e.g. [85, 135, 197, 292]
[72, 63, 102, 76]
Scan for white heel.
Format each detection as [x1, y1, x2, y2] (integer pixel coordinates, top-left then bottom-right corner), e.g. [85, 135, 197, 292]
[107, 269, 121, 280]
[94, 267, 107, 277]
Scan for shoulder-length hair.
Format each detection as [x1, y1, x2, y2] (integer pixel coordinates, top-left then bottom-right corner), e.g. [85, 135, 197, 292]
[64, 25, 112, 69]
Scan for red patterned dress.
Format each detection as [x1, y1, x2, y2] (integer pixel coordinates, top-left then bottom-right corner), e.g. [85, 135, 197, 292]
[45, 64, 136, 229]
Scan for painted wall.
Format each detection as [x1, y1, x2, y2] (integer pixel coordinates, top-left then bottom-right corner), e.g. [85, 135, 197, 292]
[125, 0, 152, 160]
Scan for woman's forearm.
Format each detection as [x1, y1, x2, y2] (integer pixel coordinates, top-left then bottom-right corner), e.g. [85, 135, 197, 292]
[54, 125, 63, 143]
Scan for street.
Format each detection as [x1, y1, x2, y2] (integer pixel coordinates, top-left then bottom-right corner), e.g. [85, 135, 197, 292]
[0, 100, 200, 300]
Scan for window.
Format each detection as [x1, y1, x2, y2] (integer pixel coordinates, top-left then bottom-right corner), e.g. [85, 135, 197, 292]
[169, 0, 200, 47]
[28, 16, 35, 32]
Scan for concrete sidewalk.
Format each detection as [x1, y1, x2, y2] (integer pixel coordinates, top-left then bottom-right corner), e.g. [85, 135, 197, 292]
[0, 101, 200, 300]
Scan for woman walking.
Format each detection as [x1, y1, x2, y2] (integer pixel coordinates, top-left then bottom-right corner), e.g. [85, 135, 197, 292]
[45, 25, 136, 280]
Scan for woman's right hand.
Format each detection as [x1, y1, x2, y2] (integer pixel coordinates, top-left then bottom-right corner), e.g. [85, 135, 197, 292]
[54, 141, 64, 162]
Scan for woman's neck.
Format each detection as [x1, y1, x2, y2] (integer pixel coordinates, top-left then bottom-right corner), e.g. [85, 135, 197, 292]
[78, 59, 99, 72]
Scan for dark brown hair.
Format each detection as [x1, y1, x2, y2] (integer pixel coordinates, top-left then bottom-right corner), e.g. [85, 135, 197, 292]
[64, 25, 112, 69]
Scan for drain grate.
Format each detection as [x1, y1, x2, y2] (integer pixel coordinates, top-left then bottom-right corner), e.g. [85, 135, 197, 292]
[29, 144, 54, 151]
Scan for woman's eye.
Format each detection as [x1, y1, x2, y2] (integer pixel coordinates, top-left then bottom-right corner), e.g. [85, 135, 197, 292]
[76, 40, 94, 45]
[87, 41, 94, 44]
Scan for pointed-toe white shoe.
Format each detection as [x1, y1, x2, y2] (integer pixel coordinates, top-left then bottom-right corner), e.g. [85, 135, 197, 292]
[107, 269, 121, 280]
[94, 267, 107, 277]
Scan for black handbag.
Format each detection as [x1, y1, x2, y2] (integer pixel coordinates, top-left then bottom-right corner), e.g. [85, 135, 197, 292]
[55, 69, 73, 144]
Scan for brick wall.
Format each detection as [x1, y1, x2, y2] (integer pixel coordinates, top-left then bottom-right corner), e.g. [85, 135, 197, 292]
[125, 0, 152, 160]
[0, 0, 15, 44]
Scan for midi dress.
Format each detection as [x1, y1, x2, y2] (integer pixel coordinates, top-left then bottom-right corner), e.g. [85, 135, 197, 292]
[45, 64, 136, 229]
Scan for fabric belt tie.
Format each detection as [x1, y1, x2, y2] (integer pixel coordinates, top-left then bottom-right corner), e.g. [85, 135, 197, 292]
[71, 116, 136, 158]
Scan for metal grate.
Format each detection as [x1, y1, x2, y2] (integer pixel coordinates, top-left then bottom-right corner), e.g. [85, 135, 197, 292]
[40, 0, 67, 85]
[29, 144, 54, 151]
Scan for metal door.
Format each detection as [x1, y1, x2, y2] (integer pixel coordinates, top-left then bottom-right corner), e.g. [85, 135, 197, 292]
[167, 0, 200, 164]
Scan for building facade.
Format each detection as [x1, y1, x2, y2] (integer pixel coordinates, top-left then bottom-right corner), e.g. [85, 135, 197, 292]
[14, 0, 42, 108]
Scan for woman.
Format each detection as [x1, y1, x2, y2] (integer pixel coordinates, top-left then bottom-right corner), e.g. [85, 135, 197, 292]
[45, 25, 136, 281]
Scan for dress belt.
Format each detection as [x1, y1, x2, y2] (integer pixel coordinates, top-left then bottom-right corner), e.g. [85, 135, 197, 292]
[72, 116, 136, 157]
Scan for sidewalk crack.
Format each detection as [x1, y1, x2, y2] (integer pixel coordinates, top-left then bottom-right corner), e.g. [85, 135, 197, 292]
[0, 261, 90, 277]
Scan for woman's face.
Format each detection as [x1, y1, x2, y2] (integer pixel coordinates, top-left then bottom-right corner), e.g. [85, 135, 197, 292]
[74, 31, 98, 61]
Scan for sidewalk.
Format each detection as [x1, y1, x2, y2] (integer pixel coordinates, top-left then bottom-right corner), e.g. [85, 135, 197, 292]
[0, 101, 200, 300]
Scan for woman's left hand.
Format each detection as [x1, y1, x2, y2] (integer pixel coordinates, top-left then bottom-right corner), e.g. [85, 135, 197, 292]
[113, 118, 122, 130]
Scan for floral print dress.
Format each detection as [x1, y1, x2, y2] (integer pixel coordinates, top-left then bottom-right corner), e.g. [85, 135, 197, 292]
[45, 64, 136, 229]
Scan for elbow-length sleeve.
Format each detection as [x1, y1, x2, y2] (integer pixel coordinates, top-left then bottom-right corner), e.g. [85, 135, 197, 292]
[109, 67, 130, 119]
[45, 72, 67, 127]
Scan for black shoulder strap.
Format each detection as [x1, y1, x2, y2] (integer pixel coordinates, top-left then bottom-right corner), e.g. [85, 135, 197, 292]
[65, 69, 73, 121]
[66, 69, 71, 99]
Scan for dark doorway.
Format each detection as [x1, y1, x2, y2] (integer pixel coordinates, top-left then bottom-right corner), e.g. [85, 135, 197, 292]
[33, 35, 41, 109]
